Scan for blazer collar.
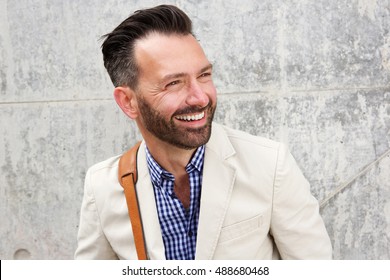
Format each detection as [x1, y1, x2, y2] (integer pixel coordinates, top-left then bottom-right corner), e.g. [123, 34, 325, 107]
[136, 141, 166, 260]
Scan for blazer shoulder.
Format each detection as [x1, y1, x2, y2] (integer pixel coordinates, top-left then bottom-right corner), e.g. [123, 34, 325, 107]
[84, 154, 124, 201]
[87, 154, 121, 176]
[215, 123, 282, 151]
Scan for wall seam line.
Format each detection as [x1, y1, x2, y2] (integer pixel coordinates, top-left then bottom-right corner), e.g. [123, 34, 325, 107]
[320, 148, 390, 208]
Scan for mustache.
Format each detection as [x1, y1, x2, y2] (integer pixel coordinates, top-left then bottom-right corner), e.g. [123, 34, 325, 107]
[173, 102, 211, 116]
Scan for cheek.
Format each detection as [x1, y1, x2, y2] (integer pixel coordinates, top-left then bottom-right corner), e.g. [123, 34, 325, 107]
[154, 95, 183, 116]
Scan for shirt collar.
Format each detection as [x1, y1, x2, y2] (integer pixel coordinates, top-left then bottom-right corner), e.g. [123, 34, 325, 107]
[145, 145, 205, 186]
[186, 145, 205, 173]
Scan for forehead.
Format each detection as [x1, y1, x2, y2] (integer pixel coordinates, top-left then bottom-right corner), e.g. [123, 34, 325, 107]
[134, 33, 210, 78]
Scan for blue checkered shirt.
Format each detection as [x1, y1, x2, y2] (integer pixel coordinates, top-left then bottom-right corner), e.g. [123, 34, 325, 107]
[145, 145, 205, 260]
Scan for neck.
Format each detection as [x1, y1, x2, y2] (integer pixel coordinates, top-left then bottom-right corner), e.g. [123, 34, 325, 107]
[145, 137, 197, 176]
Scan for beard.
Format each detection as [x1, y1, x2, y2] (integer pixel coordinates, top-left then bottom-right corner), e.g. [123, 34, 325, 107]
[137, 95, 216, 150]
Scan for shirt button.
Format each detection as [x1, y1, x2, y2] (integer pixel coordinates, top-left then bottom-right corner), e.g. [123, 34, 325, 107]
[188, 231, 193, 237]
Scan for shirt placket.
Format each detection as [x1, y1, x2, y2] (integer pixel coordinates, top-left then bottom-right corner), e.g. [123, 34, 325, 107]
[186, 165, 199, 259]
[163, 173, 191, 259]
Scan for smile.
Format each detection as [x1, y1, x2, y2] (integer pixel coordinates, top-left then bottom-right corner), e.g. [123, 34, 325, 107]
[174, 111, 205, 121]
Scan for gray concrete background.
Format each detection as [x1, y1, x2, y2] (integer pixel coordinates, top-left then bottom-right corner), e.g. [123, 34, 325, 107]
[0, 0, 389, 259]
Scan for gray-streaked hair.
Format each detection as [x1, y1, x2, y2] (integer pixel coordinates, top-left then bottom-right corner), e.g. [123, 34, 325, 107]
[101, 5, 193, 89]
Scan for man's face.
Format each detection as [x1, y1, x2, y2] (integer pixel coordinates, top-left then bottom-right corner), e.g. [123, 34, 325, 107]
[133, 33, 217, 150]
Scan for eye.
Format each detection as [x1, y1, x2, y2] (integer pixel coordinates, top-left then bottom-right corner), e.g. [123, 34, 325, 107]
[198, 72, 212, 82]
[166, 80, 181, 87]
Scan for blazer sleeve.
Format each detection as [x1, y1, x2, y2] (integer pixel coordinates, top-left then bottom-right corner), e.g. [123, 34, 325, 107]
[270, 143, 333, 259]
[74, 168, 118, 260]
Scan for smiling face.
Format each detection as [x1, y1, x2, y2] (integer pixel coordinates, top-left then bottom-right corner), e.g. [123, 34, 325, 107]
[132, 33, 217, 150]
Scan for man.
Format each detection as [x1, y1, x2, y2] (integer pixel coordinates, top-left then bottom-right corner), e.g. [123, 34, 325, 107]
[75, 5, 332, 260]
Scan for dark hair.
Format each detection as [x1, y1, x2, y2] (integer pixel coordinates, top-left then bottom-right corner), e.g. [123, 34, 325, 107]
[101, 5, 193, 89]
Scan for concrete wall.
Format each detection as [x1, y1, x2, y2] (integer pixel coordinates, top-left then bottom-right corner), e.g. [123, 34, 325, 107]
[0, 0, 389, 259]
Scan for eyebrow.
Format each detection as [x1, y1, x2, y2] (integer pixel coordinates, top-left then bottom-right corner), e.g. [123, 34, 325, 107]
[199, 63, 213, 74]
[161, 63, 213, 83]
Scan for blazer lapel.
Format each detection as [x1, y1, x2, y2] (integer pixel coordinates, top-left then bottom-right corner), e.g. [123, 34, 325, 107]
[195, 123, 236, 259]
[136, 142, 166, 260]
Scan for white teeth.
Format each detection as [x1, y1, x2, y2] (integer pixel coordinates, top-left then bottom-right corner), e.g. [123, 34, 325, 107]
[175, 111, 205, 121]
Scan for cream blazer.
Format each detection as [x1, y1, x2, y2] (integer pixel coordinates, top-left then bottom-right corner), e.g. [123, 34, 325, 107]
[75, 123, 332, 259]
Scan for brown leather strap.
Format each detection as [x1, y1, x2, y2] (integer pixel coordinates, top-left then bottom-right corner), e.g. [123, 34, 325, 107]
[118, 141, 147, 260]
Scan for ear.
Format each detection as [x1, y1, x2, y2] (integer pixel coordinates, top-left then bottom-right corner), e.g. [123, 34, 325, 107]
[113, 86, 139, 119]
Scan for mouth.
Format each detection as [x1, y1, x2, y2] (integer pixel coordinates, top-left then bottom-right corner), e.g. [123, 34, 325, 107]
[174, 111, 205, 122]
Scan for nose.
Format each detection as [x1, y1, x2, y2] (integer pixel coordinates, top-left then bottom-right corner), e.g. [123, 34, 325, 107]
[185, 81, 209, 108]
